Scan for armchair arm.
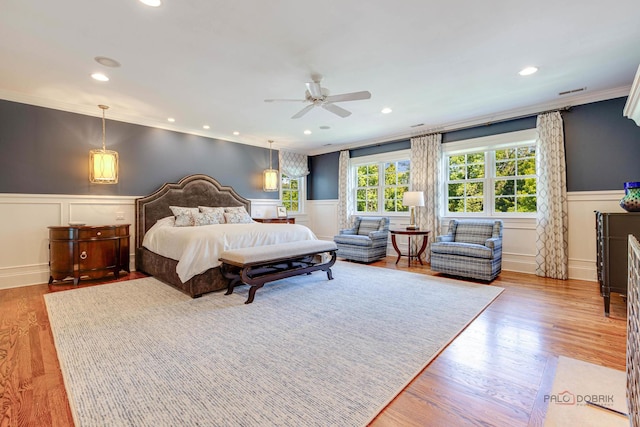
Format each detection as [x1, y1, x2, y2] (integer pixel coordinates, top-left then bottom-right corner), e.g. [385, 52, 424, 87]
[368, 230, 389, 240]
[485, 237, 502, 254]
[436, 234, 454, 243]
[339, 228, 357, 235]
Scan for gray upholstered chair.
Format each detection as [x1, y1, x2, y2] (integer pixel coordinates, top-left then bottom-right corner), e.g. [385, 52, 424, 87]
[430, 219, 503, 281]
[333, 216, 390, 263]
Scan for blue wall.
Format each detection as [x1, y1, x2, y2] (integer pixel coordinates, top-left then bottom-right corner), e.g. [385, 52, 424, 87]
[564, 97, 640, 191]
[0, 100, 278, 198]
[307, 97, 640, 199]
[3, 97, 639, 199]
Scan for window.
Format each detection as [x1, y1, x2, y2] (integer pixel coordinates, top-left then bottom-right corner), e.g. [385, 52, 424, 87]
[281, 174, 302, 213]
[352, 151, 410, 214]
[443, 129, 537, 216]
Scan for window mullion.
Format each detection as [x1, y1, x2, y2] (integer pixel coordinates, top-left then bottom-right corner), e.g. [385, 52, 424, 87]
[487, 150, 494, 216]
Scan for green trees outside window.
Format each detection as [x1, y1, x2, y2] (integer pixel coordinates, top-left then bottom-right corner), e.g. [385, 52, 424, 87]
[445, 143, 537, 215]
[355, 160, 410, 213]
[281, 174, 300, 213]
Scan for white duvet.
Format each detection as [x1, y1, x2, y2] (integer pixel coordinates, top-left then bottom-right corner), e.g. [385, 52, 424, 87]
[142, 219, 318, 283]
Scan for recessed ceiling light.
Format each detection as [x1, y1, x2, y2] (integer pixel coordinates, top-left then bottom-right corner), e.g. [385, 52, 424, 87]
[304, 130, 312, 135]
[519, 66, 538, 76]
[91, 73, 109, 82]
[381, 107, 393, 114]
[203, 125, 210, 130]
[233, 131, 240, 136]
[139, 0, 162, 6]
[167, 117, 175, 123]
[94, 56, 121, 68]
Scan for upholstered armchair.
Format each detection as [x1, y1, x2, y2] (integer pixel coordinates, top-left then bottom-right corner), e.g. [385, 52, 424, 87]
[430, 219, 503, 281]
[333, 216, 390, 263]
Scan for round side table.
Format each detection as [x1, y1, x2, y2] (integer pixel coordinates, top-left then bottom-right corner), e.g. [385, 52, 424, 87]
[389, 229, 430, 266]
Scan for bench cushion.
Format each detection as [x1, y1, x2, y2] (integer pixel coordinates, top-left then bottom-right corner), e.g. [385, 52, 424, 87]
[220, 240, 337, 265]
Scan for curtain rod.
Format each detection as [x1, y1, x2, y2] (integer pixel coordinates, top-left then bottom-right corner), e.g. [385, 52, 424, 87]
[412, 106, 572, 138]
[345, 106, 572, 153]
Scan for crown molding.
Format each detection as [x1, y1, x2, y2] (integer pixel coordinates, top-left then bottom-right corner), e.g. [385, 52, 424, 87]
[307, 85, 632, 156]
[624, 65, 640, 126]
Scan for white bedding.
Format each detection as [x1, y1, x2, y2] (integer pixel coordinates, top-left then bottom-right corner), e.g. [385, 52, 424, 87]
[142, 219, 318, 283]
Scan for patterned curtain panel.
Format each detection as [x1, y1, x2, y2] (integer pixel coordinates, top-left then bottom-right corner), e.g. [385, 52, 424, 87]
[535, 111, 569, 279]
[279, 150, 310, 178]
[410, 133, 442, 260]
[338, 150, 353, 230]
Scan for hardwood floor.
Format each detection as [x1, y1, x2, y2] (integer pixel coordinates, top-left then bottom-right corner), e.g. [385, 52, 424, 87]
[0, 260, 626, 426]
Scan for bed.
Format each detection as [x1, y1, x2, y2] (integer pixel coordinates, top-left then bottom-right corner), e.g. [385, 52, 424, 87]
[135, 174, 317, 298]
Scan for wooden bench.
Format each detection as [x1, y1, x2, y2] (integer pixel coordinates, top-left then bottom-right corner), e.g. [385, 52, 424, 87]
[219, 240, 338, 304]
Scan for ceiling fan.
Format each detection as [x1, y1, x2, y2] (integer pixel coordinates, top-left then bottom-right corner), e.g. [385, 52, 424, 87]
[264, 75, 371, 119]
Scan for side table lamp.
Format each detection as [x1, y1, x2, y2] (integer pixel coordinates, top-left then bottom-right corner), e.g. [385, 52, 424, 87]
[403, 191, 425, 230]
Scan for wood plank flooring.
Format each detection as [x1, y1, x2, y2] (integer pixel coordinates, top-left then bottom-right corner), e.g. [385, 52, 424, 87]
[0, 259, 627, 426]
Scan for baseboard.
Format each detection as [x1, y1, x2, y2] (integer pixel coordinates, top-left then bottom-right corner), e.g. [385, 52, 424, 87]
[0, 254, 136, 291]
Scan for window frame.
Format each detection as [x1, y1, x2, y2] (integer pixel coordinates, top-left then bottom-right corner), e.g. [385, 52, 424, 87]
[441, 129, 538, 218]
[280, 173, 305, 214]
[350, 150, 411, 216]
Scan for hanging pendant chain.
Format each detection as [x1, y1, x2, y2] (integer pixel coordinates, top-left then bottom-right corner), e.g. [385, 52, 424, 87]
[101, 108, 107, 152]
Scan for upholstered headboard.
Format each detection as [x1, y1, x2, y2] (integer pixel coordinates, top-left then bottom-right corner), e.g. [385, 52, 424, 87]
[135, 174, 251, 249]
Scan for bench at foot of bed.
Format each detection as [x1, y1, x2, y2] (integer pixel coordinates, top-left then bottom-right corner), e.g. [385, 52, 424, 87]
[219, 240, 338, 304]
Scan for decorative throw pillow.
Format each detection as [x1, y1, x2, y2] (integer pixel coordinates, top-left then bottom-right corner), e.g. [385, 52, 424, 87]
[174, 213, 195, 227]
[224, 211, 253, 224]
[198, 206, 225, 224]
[193, 211, 224, 226]
[223, 206, 252, 224]
[169, 206, 199, 217]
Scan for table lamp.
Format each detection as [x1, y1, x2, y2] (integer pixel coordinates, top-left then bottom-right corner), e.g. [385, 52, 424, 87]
[402, 191, 425, 230]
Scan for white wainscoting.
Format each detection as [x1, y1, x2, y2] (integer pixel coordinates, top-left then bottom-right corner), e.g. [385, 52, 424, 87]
[307, 190, 628, 282]
[1, 191, 626, 290]
[0, 194, 283, 290]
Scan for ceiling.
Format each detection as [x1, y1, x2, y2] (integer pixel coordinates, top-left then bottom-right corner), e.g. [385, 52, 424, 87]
[1, 1, 639, 155]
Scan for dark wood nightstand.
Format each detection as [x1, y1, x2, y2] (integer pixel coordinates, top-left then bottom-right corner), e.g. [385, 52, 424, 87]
[48, 224, 130, 285]
[252, 217, 295, 224]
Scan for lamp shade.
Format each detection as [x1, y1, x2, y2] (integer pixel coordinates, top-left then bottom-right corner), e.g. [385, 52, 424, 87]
[263, 168, 279, 192]
[89, 149, 119, 183]
[402, 191, 425, 207]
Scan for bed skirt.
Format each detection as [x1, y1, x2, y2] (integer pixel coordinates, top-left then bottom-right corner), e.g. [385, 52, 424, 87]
[136, 247, 228, 298]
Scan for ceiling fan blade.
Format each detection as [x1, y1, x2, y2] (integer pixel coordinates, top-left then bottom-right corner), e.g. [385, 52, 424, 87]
[322, 103, 351, 118]
[306, 82, 323, 99]
[324, 91, 372, 103]
[264, 98, 306, 103]
[291, 104, 315, 119]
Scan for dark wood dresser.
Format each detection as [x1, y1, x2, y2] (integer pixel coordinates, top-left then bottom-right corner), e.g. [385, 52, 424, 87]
[595, 211, 640, 316]
[252, 217, 295, 224]
[48, 224, 130, 285]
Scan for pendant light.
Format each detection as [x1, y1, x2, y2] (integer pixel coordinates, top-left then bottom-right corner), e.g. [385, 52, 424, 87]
[263, 140, 278, 192]
[89, 105, 119, 184]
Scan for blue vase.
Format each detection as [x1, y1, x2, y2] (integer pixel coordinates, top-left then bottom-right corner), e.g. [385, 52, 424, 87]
[620, 182, 640, 212]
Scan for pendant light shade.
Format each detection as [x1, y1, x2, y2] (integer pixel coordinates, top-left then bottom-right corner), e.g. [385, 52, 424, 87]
[263, 140, 278, 192]
[89, 105, 118, 184]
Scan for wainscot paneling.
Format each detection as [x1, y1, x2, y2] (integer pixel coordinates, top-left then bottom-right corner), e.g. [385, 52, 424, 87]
[306, 191, 627, 282]
[0, 194, 280, 290]
[2, 191, 620, 290]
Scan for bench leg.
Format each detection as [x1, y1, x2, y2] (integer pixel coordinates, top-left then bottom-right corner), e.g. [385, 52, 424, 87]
[225, 277, 242, 295]
[326, 268, 333, 280]
[245, 285, 264, 304]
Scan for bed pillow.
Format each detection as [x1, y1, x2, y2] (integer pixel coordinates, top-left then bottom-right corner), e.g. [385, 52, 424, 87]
[169, 206, 199, 217]
[198, 206, 225, 224]
[194, 211, 224, 226]
[174, 213, 195, 227]
[223, 206, 253, 224]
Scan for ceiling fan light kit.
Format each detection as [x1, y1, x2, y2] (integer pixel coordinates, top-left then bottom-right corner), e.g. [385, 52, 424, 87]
[265, 75, 371, 119]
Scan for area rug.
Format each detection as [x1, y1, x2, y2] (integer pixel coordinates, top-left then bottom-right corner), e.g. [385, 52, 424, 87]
[45, 261, 503, 427]
[544, 356, 628, 427]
